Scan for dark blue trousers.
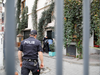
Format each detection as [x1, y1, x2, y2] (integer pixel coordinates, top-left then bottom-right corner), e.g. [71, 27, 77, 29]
[21, 61, 40, 75]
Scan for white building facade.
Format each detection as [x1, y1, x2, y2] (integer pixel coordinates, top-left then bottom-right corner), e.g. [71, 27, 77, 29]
[19, 0, 98, 57]
[19, 0, 54, 40]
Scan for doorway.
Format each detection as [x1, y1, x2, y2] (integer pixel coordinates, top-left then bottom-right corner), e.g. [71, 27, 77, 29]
[24, 30, 31, 39]
[47, 30, 52, 39]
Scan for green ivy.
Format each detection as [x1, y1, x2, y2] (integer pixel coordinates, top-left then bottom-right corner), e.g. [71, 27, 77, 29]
[16, 0, 21, 34]
[18, 6, 28, 33]
[16, 0, 21, 23]
[64, 0, 100, 58]
[49, 42, 55, 52]
[37, 2, 54, 42]
[91, 0, 100, 45]
[32, 0, 38, 30]
[64, 0, 83, 57]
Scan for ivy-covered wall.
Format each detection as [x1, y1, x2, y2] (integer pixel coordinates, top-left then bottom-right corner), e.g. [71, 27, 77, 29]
[18, 6, 28, 34]
[16, 0, 28, 34]
[16, 0, 21, 34]
[37, 2, 55, 42]
[91, 0, 100, 45]
[64, 0, 100, 58]
[32, 0, 38, 30]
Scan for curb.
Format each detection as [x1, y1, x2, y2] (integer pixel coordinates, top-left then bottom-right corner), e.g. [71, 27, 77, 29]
[63, 59, 100, 66]
[43, 54, 100, 66]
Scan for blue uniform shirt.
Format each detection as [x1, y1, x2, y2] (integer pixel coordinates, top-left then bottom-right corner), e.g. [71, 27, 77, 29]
[19, 37, 43, 60]
[48, 39, 53, 45]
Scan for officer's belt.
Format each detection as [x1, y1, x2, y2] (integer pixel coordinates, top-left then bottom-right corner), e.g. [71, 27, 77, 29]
[23, 59, 38, 62]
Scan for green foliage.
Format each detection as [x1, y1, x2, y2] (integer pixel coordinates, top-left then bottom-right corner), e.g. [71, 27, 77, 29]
[32, 0, 38, 30]
[64, 0, 100, 58]
[76, 55, 79, 58]
[66, 53, 69, 56]
[18, 6, 28, 33]
[49, 42, 55, 52]
[79, 55, 83, 59]
[16, 0, 21, 23]
[16, 0, 21, 34]
[91, 0, 100, 45]
[64, 0, 83, 56]
[37, 2, 54, 41]
[76, 55, 82, 59]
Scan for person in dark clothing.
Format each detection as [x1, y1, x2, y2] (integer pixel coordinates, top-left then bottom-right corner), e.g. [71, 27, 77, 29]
[43, 36, 49, 53]
[18, 30, 44, 75]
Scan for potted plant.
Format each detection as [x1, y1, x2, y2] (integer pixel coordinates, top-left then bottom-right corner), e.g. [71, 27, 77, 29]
[49, 42, 56, 56]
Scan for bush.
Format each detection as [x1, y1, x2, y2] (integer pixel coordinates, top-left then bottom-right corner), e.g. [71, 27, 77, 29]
[66, 53, 69, 56]
[76, 55, 83, 59]
[49, 42, 55, 52]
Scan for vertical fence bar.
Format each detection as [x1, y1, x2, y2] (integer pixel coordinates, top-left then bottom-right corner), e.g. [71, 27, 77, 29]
[83, 0, 90, 75]
[5, 0, 16, 75]
[55, 0, 64, 75]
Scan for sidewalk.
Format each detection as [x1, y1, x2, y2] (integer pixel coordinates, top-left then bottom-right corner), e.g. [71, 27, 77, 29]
[16, 47, 100, 66]
[0, 50, 100, 75]
[0, 67, 5, 75]
[43, 53, 100, 66]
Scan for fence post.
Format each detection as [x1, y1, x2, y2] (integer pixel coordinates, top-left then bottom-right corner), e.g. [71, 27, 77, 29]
[5, 0, 16, 75]
[55, 0, 64, 75]
[83, 0, 90, 75]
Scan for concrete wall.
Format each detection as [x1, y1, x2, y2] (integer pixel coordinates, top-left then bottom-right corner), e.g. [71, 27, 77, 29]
[89, 33, 100, 54]
[37, 0, 53, 25]
[89, 33, 95, 54]
[26, 0, 35, 30]
[25, 0, 54, 31]
[25, 0, 48, 30]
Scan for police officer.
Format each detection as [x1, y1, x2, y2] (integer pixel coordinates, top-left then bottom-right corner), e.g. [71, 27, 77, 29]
[18, 30, 44, 75]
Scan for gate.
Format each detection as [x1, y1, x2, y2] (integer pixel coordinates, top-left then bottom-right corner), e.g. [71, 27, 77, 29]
[4, 0, 91, 75]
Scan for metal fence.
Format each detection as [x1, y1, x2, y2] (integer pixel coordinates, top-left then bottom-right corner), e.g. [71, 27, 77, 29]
[5, 0, 90, 75]
[5, 0, 15, 75]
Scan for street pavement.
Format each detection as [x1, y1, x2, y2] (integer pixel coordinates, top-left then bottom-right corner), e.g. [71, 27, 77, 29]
[15, 51, 100, 75]
[40, 53, 100, 75]
[0, 50, 100, 75]
[0, 69, 5, 75]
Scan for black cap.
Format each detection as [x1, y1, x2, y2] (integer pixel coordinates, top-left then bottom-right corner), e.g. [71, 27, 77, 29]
[30, 30, 37, 35]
